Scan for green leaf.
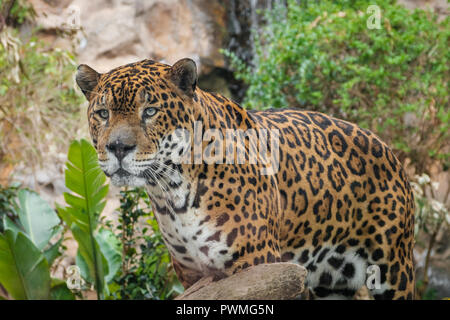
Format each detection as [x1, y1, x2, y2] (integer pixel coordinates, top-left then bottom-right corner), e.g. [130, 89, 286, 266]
[59, 139, 110, 299]
[0, 231, 51, 300]
[16, 190, 61, 250]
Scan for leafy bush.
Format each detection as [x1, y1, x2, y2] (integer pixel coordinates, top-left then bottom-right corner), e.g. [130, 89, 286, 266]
[108, 188, 183, 300]
[0, 1, 83, 170]
[225, 0, 449, 171]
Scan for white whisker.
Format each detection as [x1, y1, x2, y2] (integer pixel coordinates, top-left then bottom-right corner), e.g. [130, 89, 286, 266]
[144, 166, 178, 218]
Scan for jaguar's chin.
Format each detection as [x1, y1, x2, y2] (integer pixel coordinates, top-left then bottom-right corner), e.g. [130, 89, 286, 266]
[109, 169, 147, 187]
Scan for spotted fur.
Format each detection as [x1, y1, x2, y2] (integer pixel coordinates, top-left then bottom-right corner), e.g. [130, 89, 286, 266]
[76, 58, 415, 300]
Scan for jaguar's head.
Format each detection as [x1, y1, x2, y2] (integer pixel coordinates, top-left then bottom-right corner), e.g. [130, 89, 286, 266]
[76, 58, 198, 187]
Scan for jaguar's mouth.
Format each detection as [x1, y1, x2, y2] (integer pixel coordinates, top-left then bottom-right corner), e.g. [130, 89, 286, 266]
[109, 167, 147, 187]
[103, 167, 131, 178]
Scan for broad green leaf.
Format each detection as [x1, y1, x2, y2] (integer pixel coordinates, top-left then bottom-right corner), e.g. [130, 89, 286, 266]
[74, 229, 120, 296]
[60, 204, 89, 231]
[59, 138, 122, 299]
[16, 190, 61, 250]
[0, 232, 22, 299]
[60, 139, 110, 299]
[0, 231, 51, 300]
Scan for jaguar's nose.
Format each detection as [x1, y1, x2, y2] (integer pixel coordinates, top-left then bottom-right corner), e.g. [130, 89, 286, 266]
[106, 141, 136, 161]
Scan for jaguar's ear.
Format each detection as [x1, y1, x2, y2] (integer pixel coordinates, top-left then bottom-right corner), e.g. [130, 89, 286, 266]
[167, 58, 197, 98]
[76, 64, 101, 100]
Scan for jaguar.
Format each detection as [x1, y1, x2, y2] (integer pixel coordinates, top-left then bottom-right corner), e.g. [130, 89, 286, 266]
[76, 58, 415, 299]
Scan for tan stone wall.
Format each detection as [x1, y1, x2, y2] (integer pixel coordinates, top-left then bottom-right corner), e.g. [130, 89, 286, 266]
[30, 0, 227, 74]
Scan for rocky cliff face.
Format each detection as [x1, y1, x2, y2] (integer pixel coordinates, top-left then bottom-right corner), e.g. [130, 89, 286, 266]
[31, 0, 228, 74]
[29, 0, 448, 99]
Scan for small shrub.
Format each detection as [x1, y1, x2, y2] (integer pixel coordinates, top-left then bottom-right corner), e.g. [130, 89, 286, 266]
[108, 188, 183, 300]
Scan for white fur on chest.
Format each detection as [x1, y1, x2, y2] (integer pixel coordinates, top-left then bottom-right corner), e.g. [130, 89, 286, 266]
[145, 181, 231, 274]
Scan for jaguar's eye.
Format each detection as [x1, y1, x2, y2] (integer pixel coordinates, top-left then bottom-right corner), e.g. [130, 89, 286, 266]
[97, 109, 109, 120]
[143, 107, 157, 118]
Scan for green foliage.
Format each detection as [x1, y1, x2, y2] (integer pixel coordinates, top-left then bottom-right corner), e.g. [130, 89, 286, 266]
[0, 187, 74, 300]
[108, 188, 183, 300]
[57, 139, 120, 300]
[225, 0, 449, 170]
[422, 287, 439, 300]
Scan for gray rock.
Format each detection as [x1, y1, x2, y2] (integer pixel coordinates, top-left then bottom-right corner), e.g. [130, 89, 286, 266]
[176, 263, 307, 300]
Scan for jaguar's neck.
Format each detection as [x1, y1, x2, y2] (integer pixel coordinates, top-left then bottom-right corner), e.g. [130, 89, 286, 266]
[193, 90, 255, 131]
